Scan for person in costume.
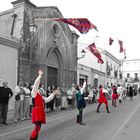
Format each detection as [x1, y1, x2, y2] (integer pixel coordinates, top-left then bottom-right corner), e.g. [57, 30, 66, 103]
[96, 85, 110, 113]
[111, 85, 118, 107]
[29, 70, 57, 140]
[117, 84, 123, 103]
[128, 85, 134, 100]
[76, 81, 86, 125]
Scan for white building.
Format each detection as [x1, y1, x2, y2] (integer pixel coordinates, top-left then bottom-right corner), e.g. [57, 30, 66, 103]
[121, 59, 140, 88]
[77, 42, 122, 88]
[0, 34, 21, 110]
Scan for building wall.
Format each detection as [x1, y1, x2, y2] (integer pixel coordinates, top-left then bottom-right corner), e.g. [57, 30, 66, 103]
[78, 42, 121, 87]
[123, 59, 140, 78]
[122, 59, 140, 87]
[0, 36, 20, 110]
[0, 10, 14, 36]
[0, 0, 78, 91]
[77, 64, 105, 88]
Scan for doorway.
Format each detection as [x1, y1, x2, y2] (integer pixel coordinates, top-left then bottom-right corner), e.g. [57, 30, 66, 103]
[47, 66, 58, 87]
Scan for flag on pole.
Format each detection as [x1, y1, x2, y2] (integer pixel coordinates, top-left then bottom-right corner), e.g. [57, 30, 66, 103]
[109, 37, 114, 45]
[87, 42, 104, 64]
[118, 40, 124, 53]
[55, 18, 98, 34]
[124, 48, 126, 59]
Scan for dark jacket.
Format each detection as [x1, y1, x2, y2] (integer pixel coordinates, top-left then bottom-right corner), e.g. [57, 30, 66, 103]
[0, 86, 13, 104]
[76, 91, 86, 109]
[128, 86, 134, 97]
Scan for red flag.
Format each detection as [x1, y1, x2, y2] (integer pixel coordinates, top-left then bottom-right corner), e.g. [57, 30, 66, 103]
[124, 48, 126, 59]
[118, 40, 123, 53]
[87, 42, 104, 64]
[109, 37, 114, 45]
[55, 18, 98, 34]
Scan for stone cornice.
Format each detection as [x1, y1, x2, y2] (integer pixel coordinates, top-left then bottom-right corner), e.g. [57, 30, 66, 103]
[0, 9, 14, 16]
[78, 63, 105, 75]
[0, 35, 21, 49]
[102, 50, 121, 65]
[11, 0, 36, 8]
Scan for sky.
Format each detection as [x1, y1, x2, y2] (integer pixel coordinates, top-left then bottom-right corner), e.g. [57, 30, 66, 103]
[0, 0, 140, 60]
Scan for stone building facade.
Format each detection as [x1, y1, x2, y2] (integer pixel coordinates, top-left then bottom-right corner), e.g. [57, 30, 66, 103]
[0, 35, 21, 110]
[0, 0, 78, 91]
[121, 59, 140, 88]
[78, 42, 122, 88]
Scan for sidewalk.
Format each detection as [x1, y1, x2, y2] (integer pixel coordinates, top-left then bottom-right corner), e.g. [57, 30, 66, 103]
[1, 101, 93, 126]
[2, 106, 77, 125]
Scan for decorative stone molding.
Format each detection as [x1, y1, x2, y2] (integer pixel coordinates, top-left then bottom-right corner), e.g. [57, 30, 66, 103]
[11, 0, 36, 8]
[33, 8, 73, 43]
[0, 35, 21, 49]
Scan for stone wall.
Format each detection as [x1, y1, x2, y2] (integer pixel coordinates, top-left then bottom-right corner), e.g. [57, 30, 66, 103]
[0, 35, 21, 110]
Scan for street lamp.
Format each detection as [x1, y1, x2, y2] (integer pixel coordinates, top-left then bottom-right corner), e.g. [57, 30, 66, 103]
[28, 23, 38, 33]
[77, 49, 86, 60]
[19, 22, 38, 42]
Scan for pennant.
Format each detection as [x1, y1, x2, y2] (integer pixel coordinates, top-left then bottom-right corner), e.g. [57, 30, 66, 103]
[124, 48, 126, 59]
[118, 40, 123, 53]
[87, 42, 104, 64]
[109, 37, 114, 45]
[55, 18, 98, 34]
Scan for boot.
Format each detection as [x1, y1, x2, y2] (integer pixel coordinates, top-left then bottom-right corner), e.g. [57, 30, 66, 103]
[96, 103, 101, 113]
[106, 106, 110, 113]
[76, 115, 80, 123]
[114, 101, 117, 107]
[112, 100, 113, 106]
[79, 122, 86, 125]
[79, 114, 86, 125]
[30, 137, 37, 140]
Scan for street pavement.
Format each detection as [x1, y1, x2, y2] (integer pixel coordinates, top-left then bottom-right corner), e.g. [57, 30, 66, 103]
[0, 95, 140, 140]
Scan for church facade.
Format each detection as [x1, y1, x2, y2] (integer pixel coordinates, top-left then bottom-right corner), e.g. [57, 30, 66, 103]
[0, 0, 78, 90]
[0, 0, 78, 109]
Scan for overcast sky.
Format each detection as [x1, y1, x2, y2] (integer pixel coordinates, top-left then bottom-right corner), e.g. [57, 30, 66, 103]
[1, 0, 140, 60]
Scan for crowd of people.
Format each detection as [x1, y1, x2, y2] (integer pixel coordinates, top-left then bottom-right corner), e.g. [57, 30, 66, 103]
[0, 74, 140, 128]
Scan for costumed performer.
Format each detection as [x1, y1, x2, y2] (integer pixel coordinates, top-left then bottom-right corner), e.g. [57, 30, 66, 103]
[96, 85, 110, 113]
[29, 70, 57, 140]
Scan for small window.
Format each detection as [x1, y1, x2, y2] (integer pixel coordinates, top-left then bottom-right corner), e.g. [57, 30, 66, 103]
[134, 73, 138, 78]
[127, 73, 130, 78]
[51, 23, 60, 37]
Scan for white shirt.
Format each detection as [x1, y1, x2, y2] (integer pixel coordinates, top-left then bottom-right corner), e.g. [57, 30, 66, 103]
[67, 89, 73, 99]
[43, 94, 54, 103]
[23, 87, 31, 97]
[14, 86, 24, 101]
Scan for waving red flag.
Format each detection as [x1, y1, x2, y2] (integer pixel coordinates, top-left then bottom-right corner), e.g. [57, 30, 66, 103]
[109, 37, 114, 45]
[55, 18, 98, 34]
[118, 40, 124, 53]
[87, 42, 104, 64]
[124, 48, 126, 59]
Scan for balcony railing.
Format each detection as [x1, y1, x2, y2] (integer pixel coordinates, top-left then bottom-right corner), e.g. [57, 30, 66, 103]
[125, 77, 139, 83]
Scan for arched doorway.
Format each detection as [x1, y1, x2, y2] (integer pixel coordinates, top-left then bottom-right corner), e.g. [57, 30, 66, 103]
[46, 48, 62, 88]
[47, 66, 58, 87]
